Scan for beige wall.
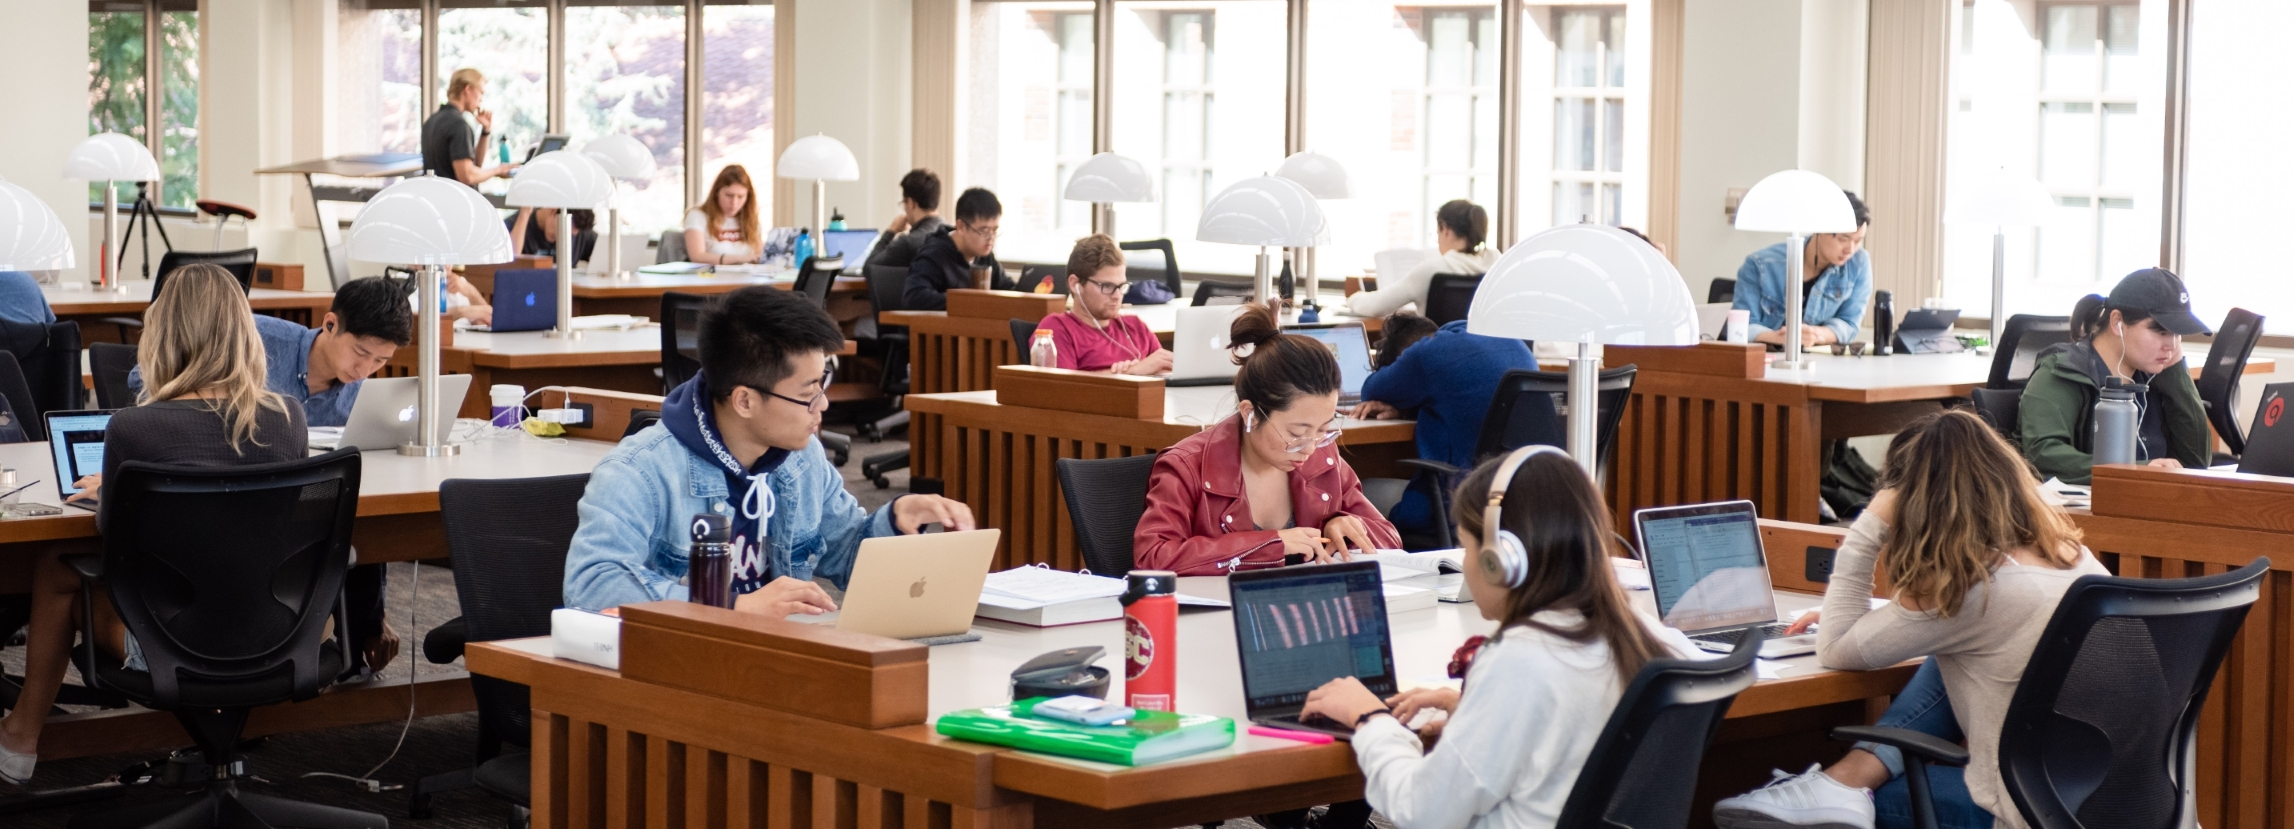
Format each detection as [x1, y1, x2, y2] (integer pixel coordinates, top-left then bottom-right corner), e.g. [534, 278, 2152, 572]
[1, 0, 91, 283]
[790, 0, 915, 235]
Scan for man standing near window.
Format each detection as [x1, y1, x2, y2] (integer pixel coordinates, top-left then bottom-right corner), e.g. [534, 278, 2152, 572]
[423, 68, 518, 188]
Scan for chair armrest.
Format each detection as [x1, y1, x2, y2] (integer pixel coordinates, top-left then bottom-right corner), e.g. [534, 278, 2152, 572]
[423, 617, 468, 665]
[1831, 725, 1971, 768]
[1396, 459, 1463, 477]
[61, 554, 102, 582]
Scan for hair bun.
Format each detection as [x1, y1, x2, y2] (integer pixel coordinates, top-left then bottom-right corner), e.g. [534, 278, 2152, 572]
[1226, 300, 1283, 357]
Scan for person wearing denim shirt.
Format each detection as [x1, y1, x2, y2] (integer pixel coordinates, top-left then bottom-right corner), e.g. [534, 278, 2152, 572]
[0, 272, 53, 326]
[1732, 191, 1873, 347]
[563, 286, 975, 616]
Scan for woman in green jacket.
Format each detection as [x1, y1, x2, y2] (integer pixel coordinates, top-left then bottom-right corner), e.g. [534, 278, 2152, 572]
[2018, 268, 2213, 485]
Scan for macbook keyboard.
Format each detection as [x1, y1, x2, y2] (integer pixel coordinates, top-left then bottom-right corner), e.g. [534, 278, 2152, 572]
[1691, 622, 1796, 646]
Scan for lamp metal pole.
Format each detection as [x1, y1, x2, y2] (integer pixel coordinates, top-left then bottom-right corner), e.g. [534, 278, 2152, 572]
[99, 182, 120, 292]
[399, 265, 460, 456]
[548, 210, 582, 340]
[1567, 337, 1600, 477]
[1778, 232, 1809, 371]
[1989, 227, 2006, 349]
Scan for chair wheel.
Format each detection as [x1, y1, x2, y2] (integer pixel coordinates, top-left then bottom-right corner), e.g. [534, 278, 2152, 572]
[832, 450, 849, 467]
[872, 475, 891, 489]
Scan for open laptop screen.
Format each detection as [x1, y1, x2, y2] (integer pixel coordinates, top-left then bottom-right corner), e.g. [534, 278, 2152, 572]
[1230, 562, 1397, 711]
[1636, 501, 1775, 632]
[1285, 325, 1373, 400]
[45, 410, 113, 500]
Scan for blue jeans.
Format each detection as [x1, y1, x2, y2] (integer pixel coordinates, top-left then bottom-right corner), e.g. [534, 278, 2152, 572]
[1858, 661, 1993, 829]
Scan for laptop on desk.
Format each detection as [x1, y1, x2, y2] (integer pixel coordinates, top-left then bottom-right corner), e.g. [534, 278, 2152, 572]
[44, 410, 115, 512]
[791, 529, 1000, 640]
[1634, 500, 1817, 658]
[309, 375, 474, 452]
[2238, 383, 2294, 477]
[1166, 304, 1249, 387]
[486, 268, 558, 332]
[1229, 561, 1399, 739]
[1284, 323, 1374, 406]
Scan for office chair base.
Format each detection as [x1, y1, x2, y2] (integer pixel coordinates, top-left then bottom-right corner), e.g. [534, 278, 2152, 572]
[408, 767, 475, 819]
[67, 782, 387, 829]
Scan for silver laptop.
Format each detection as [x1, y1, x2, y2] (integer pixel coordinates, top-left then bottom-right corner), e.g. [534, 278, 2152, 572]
[310, 375, 474, 451]
[1698, 302, 1733, 341]
[44, 410, 115, 512]
[790, 529, 1001, 640]
[1633, 500, 1817, 658]
[1285, 324, 1373, 406]
[1166, 304, 1248, 387]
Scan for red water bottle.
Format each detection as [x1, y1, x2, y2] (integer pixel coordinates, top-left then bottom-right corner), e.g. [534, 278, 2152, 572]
[1121, 570, 1178, 712]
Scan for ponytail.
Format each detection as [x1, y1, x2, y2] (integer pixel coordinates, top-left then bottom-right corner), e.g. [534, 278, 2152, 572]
[2071, 293, 2155, 342]
[1436, 200, 1489, 252]
[1229, 301, 1343, 416]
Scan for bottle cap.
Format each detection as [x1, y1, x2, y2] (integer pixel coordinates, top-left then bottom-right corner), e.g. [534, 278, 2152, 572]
[1121, 570, 1178, 605]
[690, 513, 733, 544]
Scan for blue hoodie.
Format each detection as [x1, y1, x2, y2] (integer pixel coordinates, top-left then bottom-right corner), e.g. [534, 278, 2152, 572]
[562, 373, 902, 609]
[1359, 320, 1536, 534]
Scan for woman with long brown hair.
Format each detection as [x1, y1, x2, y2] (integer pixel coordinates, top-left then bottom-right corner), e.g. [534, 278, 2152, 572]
[1713, 409, 2105, 829]
[684, 164, 764, 265]
[0, 265, 310, 784]
[1300, 446, 1697, 828]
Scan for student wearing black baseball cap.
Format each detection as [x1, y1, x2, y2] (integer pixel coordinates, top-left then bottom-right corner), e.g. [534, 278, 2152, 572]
[2018, 268, 2213, 484]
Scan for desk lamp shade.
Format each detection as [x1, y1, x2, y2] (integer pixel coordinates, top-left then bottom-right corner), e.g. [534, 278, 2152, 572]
[62, 133, 160, 182]
[346, 176, 514, 266]
[582, 134, 657, 180]
[1273, 151, 1353, 199]
[1732, 170, 1858, 234]
[1195, 176, 1328, 248]
[0, 177, 75, 270]
[1466, 223, 1699, 346]
[776, 134, 860, 182]
[507, 151, 618, 210]
[1943, 166, 2052, 227]
[1063, 152, 1155, 203]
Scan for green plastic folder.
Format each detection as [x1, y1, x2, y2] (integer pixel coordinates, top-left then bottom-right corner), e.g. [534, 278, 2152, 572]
[934, 699, 1235, 766]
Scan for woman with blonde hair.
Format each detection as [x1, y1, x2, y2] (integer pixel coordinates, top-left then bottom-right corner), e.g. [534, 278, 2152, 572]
[1714, 409, 2107, 829]
[685, 164, 765, 265]
[0, 264, 309, 784]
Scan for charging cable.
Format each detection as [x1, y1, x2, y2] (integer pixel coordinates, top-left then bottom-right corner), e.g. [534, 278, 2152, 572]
[304, 560, 421, 792]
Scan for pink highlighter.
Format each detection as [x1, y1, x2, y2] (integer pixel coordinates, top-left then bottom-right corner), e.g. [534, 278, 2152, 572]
[1248, 725, 1335, 745]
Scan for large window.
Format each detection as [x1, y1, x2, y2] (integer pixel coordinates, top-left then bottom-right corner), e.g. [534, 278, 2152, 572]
[1940, 0, 2165, 319]
[338, 1, 425, 155]
[2181, 0, 2294, 333]
[87, 0, 198, 210]
[437, 0, 550, 189]
[1519, 3, 1646, 238]
[566, 2, 688, 233]
[966, 2, 1096, 265]
[1303, 1, 1500, 277]
[698, 1, 776, 230]
[1108, 2, 1286, 275]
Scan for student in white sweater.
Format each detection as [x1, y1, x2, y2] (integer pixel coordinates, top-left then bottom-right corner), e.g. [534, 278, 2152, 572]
[1343, 200, 1502, 318]
[1299, 447, 1700, 829]
[1713, 410, 2107, 829]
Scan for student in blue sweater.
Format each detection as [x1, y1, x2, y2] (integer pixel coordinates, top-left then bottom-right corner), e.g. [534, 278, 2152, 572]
[1352, 312, 1535, 544]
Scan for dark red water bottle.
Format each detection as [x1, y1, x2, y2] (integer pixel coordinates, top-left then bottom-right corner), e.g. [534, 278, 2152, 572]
[688, 513, 734, 609]
[1121, 570, 1178, 712]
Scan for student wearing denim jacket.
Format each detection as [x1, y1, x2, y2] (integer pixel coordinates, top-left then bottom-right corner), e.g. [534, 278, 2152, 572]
[1732, 191, 1873, 348]
[563, 287, 975, 617]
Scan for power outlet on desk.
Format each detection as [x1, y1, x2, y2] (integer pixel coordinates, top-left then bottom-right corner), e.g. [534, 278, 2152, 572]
[538, 403, 594, 427]
[568, 402, 593, 428]
[1805, 546, 1837, 584]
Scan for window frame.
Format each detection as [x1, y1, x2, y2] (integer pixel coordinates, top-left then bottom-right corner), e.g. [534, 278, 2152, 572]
[88, 0, 199, 212]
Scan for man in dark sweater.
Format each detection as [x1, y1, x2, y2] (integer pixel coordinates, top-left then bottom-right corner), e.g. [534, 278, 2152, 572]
[864, 168, 949, 272]
[902, 187, 1010, 311]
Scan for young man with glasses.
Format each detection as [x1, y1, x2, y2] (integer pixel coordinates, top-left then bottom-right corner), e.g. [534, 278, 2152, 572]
[901, 187, 1011, 311]
[1034, 233, 1174, 375]
[564, 287, 975, 617]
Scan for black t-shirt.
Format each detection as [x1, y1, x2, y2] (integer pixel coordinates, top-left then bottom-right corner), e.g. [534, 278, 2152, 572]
[421, 104, 479, 183]
[99, 398, 309, 528]
[506, 216, 600, 265]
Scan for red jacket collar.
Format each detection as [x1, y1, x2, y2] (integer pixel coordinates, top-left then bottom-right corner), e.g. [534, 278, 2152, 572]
[1198, 413, 1341, 498]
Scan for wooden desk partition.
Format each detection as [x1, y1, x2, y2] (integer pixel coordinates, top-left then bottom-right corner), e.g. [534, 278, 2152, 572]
[1602, 343, 1822, 527]
[619, 603, 928, 729]
[993, 366, 1165, 419]
[890, 291, 1067, 489]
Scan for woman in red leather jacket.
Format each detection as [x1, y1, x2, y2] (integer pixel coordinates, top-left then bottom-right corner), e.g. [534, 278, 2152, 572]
[1133, 302, 1401, 575]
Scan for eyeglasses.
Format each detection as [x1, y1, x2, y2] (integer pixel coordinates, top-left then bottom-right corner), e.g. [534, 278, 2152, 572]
[1082, 278, 1131, 297]
[961, 222, 1001, 240]
[743, 368, 836, 411]
[1279, 419, 1345, 454]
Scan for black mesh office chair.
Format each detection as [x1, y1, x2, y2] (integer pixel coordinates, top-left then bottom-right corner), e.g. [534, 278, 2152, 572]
[1191, 280, 1254, 306]
[1553, 630, 1761, 829]
[153, 248, 257, 297]
[859, 265, 913, 487]
[0, 319, 83, 421]
[1707, 277, 1737, 304]
[0, 353, 39, 442]
[792, 254, 843, 308]
[407, 474, 589, 823]
[1969, 387, 2023, 442]
[1054, 454, 1159, 576]
[61, 449, 385, 829]
[1837, 559, 2265, 829]
[623, 409, 662, 440]
[1011, 318, 1039, 363]
[1119, 239, 1182, 297]
[1423, 273, 1484, 325]
[1986, 315, 2073, 390]
[88, 342, 139, 410]
[2196, 308, 2264, 457]
[1396, 366, 1637, 548]
[659, 291, 711, 393]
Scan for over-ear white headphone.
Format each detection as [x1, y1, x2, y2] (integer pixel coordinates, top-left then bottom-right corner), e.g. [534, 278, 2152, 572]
[1480, 445, 1573, 589]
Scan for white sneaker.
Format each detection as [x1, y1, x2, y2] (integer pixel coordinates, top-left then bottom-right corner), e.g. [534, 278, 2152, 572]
[1713, 764, 1874, 829]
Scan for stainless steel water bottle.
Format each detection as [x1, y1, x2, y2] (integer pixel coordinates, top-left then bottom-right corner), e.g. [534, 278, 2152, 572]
[2093, 381, 2142, 467]
[689, 513, 735, 609]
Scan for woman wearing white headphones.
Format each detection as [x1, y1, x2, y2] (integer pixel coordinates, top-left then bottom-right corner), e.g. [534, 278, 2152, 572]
[1300, 446, 1698, 829]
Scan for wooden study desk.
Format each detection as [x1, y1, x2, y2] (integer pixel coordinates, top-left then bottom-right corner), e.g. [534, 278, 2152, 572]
[1601, 343, 2274, 527]
[905, 366, 1416, 570]
[379, 326, 873, 419]
[459, 268, 871, 324]
[0, 434, 616, 761]
[41, 281, 335, 341]
[469, 561, 1913, 829]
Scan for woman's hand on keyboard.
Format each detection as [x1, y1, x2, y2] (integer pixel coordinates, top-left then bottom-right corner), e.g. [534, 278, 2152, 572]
[1785, 610, 1819, 636]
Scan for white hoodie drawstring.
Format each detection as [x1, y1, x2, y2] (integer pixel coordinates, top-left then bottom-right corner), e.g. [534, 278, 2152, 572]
[743, 477, 775, 537]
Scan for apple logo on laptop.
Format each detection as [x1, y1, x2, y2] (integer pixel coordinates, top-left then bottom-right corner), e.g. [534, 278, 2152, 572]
[909, 577, 927, 598]
[524, 292, 536, 307]
[396, 404, 417, 423]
